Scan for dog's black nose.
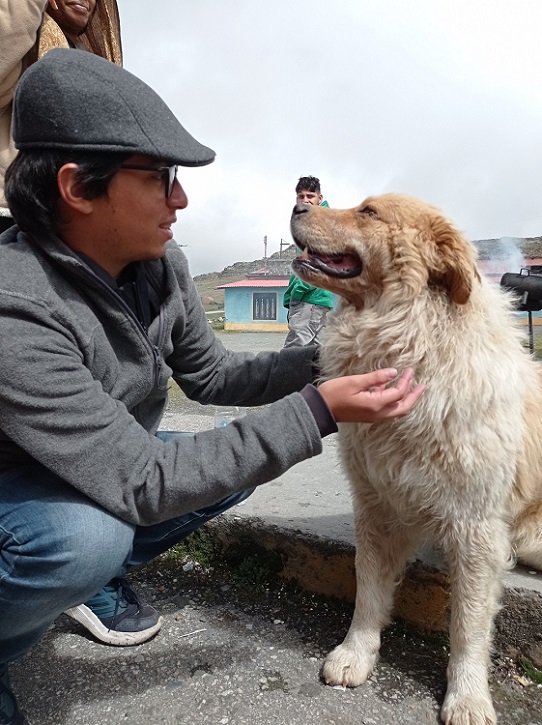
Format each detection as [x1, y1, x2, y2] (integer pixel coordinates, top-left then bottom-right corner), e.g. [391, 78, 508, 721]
[291, 203, 310, 218]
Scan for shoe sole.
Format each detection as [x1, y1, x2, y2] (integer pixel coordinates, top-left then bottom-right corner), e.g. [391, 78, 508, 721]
[63, 604, 163, 646]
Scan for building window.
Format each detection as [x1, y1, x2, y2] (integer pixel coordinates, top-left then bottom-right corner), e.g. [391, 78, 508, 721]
[253, 292, 277, 320]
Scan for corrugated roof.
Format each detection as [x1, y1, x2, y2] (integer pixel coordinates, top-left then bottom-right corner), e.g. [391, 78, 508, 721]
[215, 279, 289, 289]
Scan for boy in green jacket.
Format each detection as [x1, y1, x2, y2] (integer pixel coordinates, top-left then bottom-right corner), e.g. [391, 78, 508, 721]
[283, 176, 334, 347]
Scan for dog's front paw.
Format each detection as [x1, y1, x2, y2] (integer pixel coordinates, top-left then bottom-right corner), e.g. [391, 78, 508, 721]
[322, 643, 377, 688]
[441, 691, 497, 725]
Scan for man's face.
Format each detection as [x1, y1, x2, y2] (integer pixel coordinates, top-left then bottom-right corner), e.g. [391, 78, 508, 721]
[85, 154, 188, 278]
[46, 0, 97, 37]
[296, 188, 323, 205]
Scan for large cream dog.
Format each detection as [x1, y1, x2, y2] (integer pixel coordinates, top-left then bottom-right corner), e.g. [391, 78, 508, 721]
[290, 193, 542, 725]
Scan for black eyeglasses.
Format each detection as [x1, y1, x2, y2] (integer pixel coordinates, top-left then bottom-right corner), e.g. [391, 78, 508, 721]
[119, 163, 178, 198]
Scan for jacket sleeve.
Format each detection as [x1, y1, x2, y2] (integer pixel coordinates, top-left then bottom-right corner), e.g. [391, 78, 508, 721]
[162, 245, 320, 407]
[0, 254, 323, 527]
[0, 1, 47, 107]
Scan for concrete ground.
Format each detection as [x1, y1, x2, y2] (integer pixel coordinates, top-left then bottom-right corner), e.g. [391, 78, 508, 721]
[10, 331, 542, 724]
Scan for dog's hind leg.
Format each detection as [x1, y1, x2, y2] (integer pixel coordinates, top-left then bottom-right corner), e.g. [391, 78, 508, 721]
[512, 410, 542, 572]
[440, 519, 508, 725]
[512, 501, 542, 571]
[322, 499, 419, 688]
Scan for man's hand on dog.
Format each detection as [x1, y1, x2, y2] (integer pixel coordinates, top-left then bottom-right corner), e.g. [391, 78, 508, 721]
[318, 368, 425, 423]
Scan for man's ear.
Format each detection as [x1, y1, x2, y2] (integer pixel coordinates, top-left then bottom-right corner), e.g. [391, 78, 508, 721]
[56, 164, 94, 215]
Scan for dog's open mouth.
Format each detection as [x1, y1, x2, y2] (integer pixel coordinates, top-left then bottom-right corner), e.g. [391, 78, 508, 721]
[292, 250, 362, 279]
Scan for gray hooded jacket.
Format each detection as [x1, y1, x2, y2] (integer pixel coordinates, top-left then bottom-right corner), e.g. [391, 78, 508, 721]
[0, 228, 323, 525]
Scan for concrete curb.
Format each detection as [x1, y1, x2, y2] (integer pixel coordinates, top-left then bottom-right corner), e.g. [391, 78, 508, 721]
[212, 515, 452, 630]
[209, 514, 542, 658]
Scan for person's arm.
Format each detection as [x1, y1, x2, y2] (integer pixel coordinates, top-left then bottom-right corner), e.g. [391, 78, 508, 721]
[160, 249, 422, 418]
[0, 243, 321, 528]
[0, 294, 324, 528]
[0, 0, 48, 107]
[0, 291, 422, 529]
[163, 244, 319, 406]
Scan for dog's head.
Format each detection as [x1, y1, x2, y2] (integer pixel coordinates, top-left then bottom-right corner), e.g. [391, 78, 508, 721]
[289, 193, 480, 308]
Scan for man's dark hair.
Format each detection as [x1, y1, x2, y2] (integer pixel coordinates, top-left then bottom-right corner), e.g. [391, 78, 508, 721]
[5, 150, 129, 238]
[295, 176, 321, 194]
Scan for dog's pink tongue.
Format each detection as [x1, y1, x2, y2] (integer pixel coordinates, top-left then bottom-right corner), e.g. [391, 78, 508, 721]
[316, 253, 359, 271]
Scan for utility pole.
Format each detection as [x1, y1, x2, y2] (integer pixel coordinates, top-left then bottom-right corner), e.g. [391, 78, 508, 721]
[263, 235, 267, 259]
[279, 239, 290, 258]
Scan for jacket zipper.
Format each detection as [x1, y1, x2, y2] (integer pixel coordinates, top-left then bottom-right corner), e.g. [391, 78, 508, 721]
[80, 266, 164, 390]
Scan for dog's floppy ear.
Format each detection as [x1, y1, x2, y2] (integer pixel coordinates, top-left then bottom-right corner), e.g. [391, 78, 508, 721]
[427, 215, 480, 304]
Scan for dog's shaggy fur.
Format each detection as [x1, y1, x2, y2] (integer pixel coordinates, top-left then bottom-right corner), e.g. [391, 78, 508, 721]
[290, 193, 542, 725]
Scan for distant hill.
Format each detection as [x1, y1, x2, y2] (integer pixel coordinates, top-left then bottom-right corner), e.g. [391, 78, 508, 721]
[193, 244, 297, 310]
[475, 236, 542, 260]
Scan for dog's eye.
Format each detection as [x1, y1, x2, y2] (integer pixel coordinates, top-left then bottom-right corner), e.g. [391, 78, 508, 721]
[360, 206, 378, 218]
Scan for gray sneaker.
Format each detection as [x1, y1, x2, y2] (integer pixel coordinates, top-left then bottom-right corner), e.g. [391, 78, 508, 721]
[64, 577, 163, 646]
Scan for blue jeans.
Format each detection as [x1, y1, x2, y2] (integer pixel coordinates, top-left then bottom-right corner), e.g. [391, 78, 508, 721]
[0, 432, 253, 664]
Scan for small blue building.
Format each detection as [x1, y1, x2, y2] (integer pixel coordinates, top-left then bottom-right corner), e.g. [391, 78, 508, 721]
[216, 277, 289, 332]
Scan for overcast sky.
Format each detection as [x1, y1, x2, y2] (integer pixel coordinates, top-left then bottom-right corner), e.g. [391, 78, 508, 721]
[119, 0, 542, 276]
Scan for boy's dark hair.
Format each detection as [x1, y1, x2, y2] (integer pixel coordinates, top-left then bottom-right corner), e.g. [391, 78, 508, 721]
[295, 176, 321, 194]
[5, 150, 129, 238]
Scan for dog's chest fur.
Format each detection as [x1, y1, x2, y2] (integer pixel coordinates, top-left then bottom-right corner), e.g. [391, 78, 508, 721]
[320, 285, 534, 523]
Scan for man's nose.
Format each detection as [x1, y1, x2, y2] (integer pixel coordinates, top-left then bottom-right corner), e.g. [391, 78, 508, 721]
[168, 179, 188, 210]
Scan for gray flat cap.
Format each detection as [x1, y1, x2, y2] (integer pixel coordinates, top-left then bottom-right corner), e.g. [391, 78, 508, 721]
[12, 48, 215, 167]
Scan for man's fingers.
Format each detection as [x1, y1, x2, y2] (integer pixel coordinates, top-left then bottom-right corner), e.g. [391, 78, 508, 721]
[380, 382, 426, 416]
[362, 371, 424, 416]
[355, 367, 415, 395]
[365, 368, 416, 402]
[318, 368, 424, 424]
[387, 367, 414, 394]
[361, 368, 399, 389]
